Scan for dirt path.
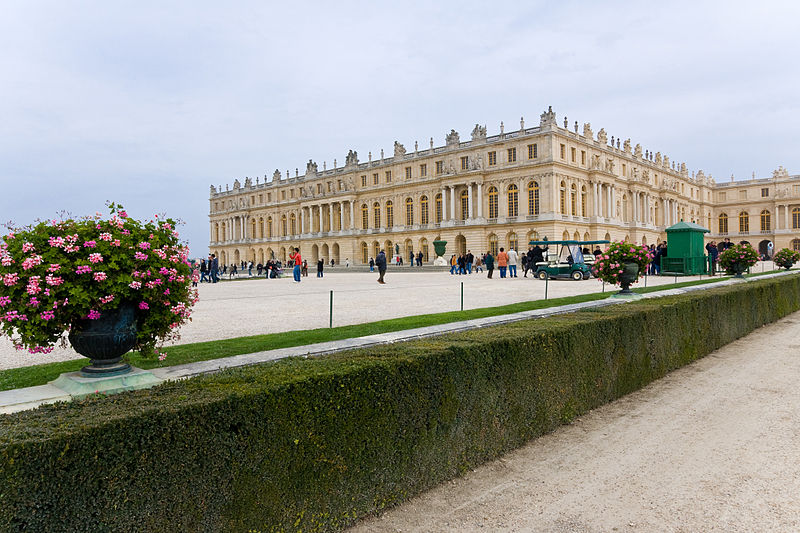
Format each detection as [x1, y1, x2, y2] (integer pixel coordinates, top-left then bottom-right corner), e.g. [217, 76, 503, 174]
[349, 310, 800, 532]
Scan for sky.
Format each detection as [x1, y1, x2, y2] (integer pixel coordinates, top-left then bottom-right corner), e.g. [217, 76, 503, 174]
[1, 1, 798, 255]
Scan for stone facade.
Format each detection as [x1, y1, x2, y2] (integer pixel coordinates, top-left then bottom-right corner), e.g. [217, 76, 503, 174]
[208, 108, 800, 266]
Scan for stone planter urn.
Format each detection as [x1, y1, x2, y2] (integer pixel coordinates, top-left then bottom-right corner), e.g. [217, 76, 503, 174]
[68, 303, 136, 377]
[432, 240, 448, 266]
[730, 262, 747, 278]
[617, 262, 640, 294]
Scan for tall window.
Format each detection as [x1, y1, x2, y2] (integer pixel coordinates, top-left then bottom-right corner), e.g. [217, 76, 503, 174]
[570, 184, 577, 215]
[488, 186, 498, 219]
[488, 151, 497, 166]
[507, 147, 517, 162]
[385, 170, 392, 183]
[761, 187, 769, 198]
[420, 195, 429, 224]
[420, 164, 427, 177]
[373, 241, 380, 259]
[460, 156, 469, 170]
[794, 207, 800, 229]
[435, 194, 443, 223]
[435, 161, 443, 174]
[739, 211, 749, 233]
[258, 218, 263, 238]
[718, 213, 728, 234]
[420, 238, 429, 262]
[405, 197, 414, 226]
[793, 239, 800, 252]
[267, 217, 273, 237]
[281, 215, 287, 236]
[488, 234, 498, 256]
[361, 242, 368, 264]
[373, 202, 381, 228]
[560, 181, 566, 213]
[373, 173, 379, 185]
[508, 184, 519, 217]
[405, 167, 411, 179]
[386, 201, 393, 228]
[361, 175, 367, 187]
[760, 210, 771, 231]
[508, 232, 518, 251]
[581, 186, 587, 217]
[528, 181, 540, 215]
[461, 190, 469, 220]
[528, 144, 537, 159]
[290, 213, 296, 235]
[361, 204, 369, 229]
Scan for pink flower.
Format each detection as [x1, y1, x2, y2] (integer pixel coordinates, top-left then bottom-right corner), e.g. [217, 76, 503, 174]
[139, 242, 151, 250]
[47, 263, 60, 272]
[83, 240, 97, 248]
[48, 236, 65, 248]
[134, 251, 148, 261]
[26, 276, 41, 295]
[99, 295, 115, 304]
[22, 242, 35, 252]
[99, 232, 113, 241]
[21, 255, 43, 270]
[119, 211, 128, 218]
[0, 296, 10, 307]
[0, 254, 13, 266]
[93, 271, 107, 282]
[111, 239, 121, 247]
[45, 274, 64, 286]
[129, 281, 142, 289]
[28, 297, 40, 308]
[138, 301, 149, 310]
[88, 253, 103, 263]
[40, 310, 55, 321]
[87, 310, 101, 320]
[75, 265, 92, 274]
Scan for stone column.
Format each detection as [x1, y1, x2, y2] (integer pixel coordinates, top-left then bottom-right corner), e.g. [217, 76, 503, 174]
[441, 187, 448, 221]
[338, 202, 343, 232]
[467, 183, 473, 220]
[477, 182, 483, 218]
[577, 182, 583, 217]
[610, 186, 616, 220]
[328, 203, 333, 232]
[450, 186, 456, 220]
[785, 204, 790, 230]
[350, 200, 355, 230]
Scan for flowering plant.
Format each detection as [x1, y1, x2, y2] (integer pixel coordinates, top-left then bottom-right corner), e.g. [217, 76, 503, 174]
[591, 241, 653, 286]
[0, 203, 198, 358]
[718, 243, 759, 274]
[772, 247, 799, 270]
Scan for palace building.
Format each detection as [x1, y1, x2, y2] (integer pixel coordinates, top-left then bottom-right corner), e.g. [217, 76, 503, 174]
[208, 107, 800, 266]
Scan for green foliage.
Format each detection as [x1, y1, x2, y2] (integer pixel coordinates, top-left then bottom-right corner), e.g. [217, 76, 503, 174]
[718, 243, 759, 274]
[0, 203, 197, 356]
[773, 248, 799, 269]
[0, 275, 798, 532]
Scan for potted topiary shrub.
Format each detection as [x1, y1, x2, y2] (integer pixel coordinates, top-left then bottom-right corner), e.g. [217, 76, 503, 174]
[718, 243, 759, 278]
[591, 241, 653, 295]
[0, 203, 198, 376]
[773, 248, 800, 270]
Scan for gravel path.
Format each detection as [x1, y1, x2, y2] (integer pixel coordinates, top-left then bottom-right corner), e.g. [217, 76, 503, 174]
[0, 265, 776, 370]
[347, 310, 800, 533]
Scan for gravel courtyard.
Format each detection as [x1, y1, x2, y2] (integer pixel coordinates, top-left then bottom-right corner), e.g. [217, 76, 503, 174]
[0, 266, 733, 370]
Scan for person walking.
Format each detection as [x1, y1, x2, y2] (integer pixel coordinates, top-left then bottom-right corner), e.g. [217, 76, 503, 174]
[247, 261, 253, 276]
[474, 254, 483, 273]
[466, 250, 474, 274]
[416, 251, 423, 266]
[497, 247, 509, 278]
[450, 254, 457, 275]
[290, 247, 302, 282]
[369, 257, 375, 272]
[376, 249, 388, 284]
[317, 258, 324, 278]
[706, 241, 719, 275]
[508, 248, 519, 277]
[200, 258, 209, 283]
[484, 251, 495, 278]
[301, 259, 309, 277]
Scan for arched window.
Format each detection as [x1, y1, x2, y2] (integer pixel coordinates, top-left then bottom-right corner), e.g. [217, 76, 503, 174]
[488, 234, 498, 256]
[420, 195, 429, 224]
[258, 217, 264, 238]
[570, 184, 577, 215]
[290, 213, 296, 235]
[460, 190, 469, 220]
[420, 237, 429, 262]
[373, 241, 380, 259]
[386, 200, 394, 228]
[581, 186, 587, 217]
[760, 210, 771, 232]
[718, 213, 728, 234]
[528, 181, 539, 215]
[267, 217, 272, 237]
[250, 219, 256, 239]
[215, 223, 220, 242]
[435, 193, 443, 223]
[559, 181, 566, 213]
[508, 232, 518, 251]
[488, 186, 498, 219]
[794, 208, 800, 229]
[405, 197, 414, 226]
[281, 215, 287, 237]
[361, 242, 369, 264]
[508, 184, 519, 217]
[739, 211, 749, 233]
[793, 238, 800, 252]
[361, 204, 369, 229]
[373, 202, 381, 228]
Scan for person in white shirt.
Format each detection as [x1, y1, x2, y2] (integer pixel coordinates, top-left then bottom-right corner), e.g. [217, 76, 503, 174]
[507, 248, 519, 277]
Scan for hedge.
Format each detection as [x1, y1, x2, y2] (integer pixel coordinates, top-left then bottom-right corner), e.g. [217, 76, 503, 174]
[1, 275, 799, 532]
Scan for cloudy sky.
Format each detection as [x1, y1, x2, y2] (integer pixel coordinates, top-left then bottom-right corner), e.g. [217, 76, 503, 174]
[1, 1, 798, 254]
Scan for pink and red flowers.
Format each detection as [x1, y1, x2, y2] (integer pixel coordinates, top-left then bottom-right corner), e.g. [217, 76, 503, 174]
[88, 253, 104, 263]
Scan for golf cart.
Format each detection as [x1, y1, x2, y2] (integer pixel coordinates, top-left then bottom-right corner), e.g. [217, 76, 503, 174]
[528, 240, 609, 280]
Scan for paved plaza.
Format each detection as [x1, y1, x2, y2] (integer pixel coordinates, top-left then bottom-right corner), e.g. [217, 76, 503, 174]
[0, 264, 778, 371]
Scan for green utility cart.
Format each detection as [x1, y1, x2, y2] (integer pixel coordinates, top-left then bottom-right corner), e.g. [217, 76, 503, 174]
[661, 221, 710, 275]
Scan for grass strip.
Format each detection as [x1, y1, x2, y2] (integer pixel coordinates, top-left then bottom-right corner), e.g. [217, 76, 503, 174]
[0, 273, 774, 392]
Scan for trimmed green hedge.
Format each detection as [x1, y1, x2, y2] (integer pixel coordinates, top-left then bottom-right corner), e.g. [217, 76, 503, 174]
[1, 275, 799, 532]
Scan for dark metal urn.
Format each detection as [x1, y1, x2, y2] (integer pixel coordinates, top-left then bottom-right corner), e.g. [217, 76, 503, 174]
[68, 304, 136, 377]
[617, 262, 640, 294]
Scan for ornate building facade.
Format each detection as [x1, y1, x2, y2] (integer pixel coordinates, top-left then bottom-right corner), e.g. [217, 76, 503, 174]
[208, 107, 800, 265]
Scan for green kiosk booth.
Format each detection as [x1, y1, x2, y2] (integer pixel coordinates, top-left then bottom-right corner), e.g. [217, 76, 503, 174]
[661, 221, 710, 275]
